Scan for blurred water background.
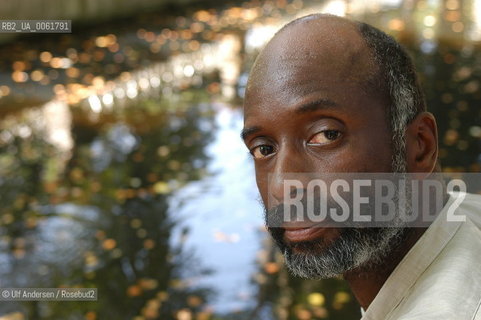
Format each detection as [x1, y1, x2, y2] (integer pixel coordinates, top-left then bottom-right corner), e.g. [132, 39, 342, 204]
[0, 0, 480, 319]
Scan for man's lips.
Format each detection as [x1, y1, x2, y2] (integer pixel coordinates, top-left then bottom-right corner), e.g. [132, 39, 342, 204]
[282, 222, 329, 243]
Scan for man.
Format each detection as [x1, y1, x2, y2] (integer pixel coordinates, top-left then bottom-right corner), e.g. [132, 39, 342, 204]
[241, 14, 481, 319]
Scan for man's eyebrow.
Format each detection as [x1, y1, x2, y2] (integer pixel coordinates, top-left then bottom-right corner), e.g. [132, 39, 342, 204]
[241, 99, 337, 140]
[240, 126, 262, 141]
[296, 98, 338, 114]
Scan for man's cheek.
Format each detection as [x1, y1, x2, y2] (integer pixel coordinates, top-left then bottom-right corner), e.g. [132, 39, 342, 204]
[255, 173, 269, 204]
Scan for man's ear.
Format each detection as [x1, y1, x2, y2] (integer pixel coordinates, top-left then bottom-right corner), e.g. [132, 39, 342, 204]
[405, 112, 438, 173]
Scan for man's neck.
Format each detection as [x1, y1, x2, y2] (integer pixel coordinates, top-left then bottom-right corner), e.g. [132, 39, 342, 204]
[343, 227, 427, 310]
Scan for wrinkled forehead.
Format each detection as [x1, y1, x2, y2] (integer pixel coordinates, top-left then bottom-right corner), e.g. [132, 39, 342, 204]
[245, 16, 378, 109]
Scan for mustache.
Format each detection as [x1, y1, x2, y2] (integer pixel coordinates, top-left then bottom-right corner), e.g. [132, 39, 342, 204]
[264, 189, 379, 229]
[264, 195, 337, 251]
[264, 194, 350, 228]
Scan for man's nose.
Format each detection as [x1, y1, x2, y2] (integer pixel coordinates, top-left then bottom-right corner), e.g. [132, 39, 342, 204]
[268, 147, 308, 207]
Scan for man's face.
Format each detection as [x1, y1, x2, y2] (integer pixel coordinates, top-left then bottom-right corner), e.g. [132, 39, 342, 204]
[242, 16, 406, 278]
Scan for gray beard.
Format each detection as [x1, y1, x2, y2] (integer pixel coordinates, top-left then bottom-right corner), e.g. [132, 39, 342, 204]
[272, 152, 410, 279]
[283, 223, 407, 279]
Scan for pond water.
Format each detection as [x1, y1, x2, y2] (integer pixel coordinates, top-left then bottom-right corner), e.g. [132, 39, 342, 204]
[0, 0, 480, 319]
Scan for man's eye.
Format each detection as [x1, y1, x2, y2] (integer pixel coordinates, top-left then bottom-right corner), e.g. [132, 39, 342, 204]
[308, 130, 341, 145]
[251, 145, 275, 159]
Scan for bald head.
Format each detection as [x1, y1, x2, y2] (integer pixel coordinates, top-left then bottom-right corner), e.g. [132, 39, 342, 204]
[246, 14, 383, 108]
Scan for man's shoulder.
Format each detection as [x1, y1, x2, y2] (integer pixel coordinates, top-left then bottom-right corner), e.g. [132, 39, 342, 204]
[376, 192, 481, 320]
[389, 297, 481, 320]
[386, 194, 481, 320]
[361, 192, 481, 320]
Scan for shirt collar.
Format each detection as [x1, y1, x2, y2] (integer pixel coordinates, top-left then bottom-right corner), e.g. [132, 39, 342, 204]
[361, 193, 462, 320]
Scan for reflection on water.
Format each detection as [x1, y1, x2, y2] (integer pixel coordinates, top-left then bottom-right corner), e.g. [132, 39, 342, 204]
[0, 90, 218, 318]
[169, 105, 262, 314]
[0, 0, 480, 319]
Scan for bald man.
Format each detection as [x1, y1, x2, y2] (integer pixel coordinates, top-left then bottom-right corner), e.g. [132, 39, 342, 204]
[242, 14, 481, 320]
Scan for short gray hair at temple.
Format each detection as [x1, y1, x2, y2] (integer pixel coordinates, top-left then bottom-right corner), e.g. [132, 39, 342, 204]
[356, 21, 427, 172]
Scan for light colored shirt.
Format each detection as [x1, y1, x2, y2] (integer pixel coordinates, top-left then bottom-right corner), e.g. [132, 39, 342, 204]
[361, 192, 481, 320]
